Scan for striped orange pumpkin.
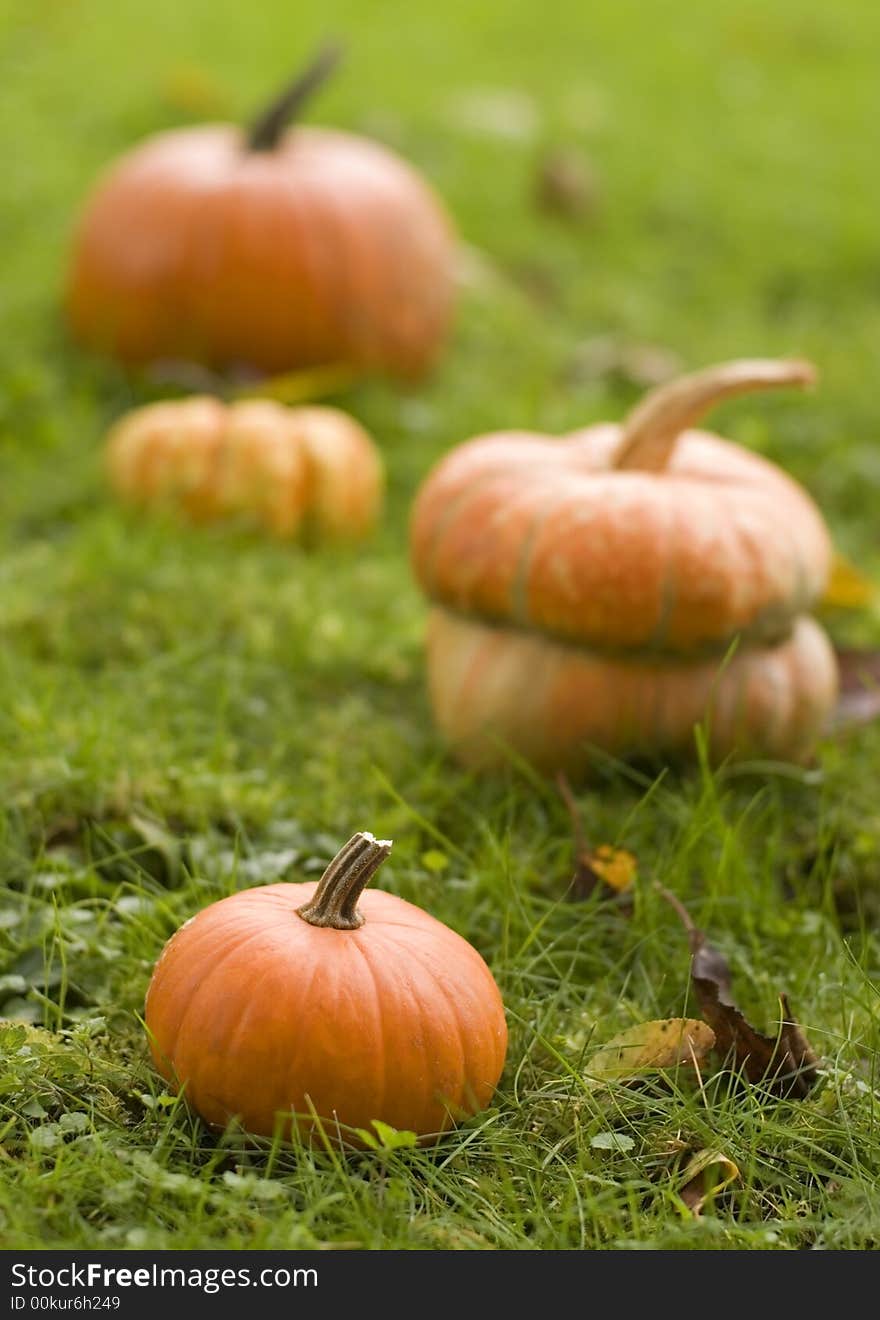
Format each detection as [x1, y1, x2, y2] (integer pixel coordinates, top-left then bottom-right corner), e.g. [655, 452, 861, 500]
[411, 359, 838, 772]
[107, 397, 383, 541]
[67, 49, 455, 378]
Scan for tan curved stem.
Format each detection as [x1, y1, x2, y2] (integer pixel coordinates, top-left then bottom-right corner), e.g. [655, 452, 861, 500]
[614, 358, 817, 472]
[297, 831, 392, 930]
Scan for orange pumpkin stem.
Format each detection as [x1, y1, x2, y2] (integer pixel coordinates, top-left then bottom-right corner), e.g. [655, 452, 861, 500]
[247, 42, 344, 152]
[297, 831, 392, 930]
[614, 357, 817, 472]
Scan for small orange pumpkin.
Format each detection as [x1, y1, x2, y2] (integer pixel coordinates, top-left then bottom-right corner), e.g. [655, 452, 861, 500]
[411, 359, 838, 772]
[106, 396, 383, 540]
[67, 48, 455, 378]
[144, 833, 507, 1142]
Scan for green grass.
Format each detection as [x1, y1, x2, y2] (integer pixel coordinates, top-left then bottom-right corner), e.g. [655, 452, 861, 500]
[2, 0, 880, 1250]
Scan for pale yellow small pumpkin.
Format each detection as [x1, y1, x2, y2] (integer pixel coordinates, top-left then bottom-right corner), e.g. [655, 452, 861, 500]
[106, 397, 383, 541]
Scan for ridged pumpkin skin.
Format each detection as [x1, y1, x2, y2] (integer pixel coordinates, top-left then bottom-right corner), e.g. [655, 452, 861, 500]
[144, 839, 507, 1142]
[67, 125, 455, 377]
[106, 397, 383, 540]
[412, 426, 830, 654]
[427, 607, 837, 772]
[411, 360, 838, 771]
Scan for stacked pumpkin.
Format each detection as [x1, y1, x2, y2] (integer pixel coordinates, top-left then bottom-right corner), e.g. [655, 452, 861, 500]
[411, 359, 838, 772]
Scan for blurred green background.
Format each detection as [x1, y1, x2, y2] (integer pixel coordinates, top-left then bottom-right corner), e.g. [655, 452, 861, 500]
[5, 0, 880, 526]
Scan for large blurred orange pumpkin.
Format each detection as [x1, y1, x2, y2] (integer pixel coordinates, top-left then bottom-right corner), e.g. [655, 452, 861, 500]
[106, 396, 383, 540]
[411, 359, 838, 772]
[67, 48, 455, 377]
[145, 832, 507, 1143]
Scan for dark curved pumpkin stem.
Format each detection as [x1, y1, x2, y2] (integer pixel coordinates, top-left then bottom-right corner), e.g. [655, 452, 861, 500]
[247, 42, 343, 152]
[297, 832, 392, 930]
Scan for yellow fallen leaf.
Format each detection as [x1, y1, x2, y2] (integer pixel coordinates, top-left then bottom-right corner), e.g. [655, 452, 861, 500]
[161, 66, 233, 118]
[585, 844, 637, 894]
[821, 552, 877, 611]
[558, 771, 638, 899]
[585, 1018, 716, 1088]
[677, 1148, 740, 1216]
[235, 363, 361, 406]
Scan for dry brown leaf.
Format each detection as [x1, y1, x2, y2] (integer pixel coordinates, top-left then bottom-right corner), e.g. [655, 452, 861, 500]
[829, 647, 880, 733]
[557, 773, 636, 901]
[535, 149, 601, 221]
[658, 886, 820, 1098]
[777, 993, 822, 1088]
[677, 1149, 740, 1216]
[584, 1018, 716, 1088]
